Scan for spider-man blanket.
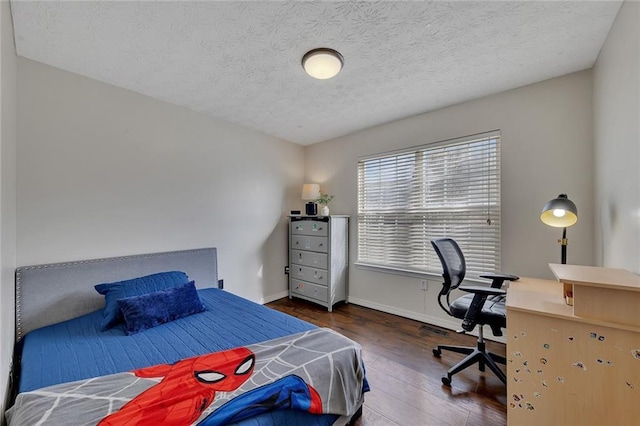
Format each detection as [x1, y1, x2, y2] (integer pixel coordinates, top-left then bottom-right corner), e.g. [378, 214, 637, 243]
[7, 328, 367, 425]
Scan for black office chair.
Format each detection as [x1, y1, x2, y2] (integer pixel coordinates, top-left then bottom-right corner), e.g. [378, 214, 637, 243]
[430, 238, 519, 386]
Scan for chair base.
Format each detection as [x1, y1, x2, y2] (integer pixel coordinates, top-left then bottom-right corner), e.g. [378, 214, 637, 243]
[433, 336, 506, 386]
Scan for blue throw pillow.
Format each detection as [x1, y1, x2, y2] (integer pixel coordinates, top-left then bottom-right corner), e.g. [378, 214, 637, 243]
[95, 271, 189, 331]
[117, 281, 206, 335]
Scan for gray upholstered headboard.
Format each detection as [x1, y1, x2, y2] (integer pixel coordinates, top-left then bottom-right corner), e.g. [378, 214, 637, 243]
[15, 247, 218, 341]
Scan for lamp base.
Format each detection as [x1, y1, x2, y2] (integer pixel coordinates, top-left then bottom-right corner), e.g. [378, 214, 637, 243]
[305, 202, 318, 216]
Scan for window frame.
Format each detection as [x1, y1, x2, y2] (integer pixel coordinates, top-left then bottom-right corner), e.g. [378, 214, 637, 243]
[356, 130, 501, 280]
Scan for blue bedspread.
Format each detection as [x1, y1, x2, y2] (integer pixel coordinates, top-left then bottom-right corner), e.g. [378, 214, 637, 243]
[19, 288, 316, 393]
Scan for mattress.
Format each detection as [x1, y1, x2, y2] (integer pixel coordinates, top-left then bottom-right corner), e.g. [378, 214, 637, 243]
[19, 288, 316, 393]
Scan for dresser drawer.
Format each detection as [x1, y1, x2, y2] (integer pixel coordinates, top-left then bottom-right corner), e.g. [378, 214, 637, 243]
[291, 264, 328, 286]
[291, 235, 328, 253]
[290, 279, 328, 303]
[291, 249, 328, 269]
[291, 220, 328, 237]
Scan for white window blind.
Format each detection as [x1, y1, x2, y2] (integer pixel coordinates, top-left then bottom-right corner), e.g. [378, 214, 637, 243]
[357, 131, 501, 279]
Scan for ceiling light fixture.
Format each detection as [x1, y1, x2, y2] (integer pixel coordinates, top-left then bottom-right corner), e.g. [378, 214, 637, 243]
[302, 48, 344, 80]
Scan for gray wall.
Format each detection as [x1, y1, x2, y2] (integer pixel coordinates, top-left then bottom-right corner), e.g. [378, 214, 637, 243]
[593, 0, 640, 273]
[0, 0, 17, 417]
[305, 71, 595, 331]
[17, 58, 304, 303]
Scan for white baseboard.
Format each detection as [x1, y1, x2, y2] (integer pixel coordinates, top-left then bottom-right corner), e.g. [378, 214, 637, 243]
[260, 290, 289, 305]
[347, 296, 506, 344]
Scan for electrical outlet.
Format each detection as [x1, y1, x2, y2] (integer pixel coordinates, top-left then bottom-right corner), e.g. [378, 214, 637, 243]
[420, 280, 428, 291]
[284, 266, 290, 275]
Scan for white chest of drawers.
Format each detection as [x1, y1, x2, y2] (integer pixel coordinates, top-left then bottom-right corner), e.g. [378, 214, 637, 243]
[288, 215, 349, 312]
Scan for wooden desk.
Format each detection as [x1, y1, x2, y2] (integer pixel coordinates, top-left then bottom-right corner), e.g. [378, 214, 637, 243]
[550, 263, 640, 327]
[507, 276, 640, 425]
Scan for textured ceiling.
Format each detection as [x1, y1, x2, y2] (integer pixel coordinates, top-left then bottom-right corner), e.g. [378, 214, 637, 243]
[11, 1, 622, 145]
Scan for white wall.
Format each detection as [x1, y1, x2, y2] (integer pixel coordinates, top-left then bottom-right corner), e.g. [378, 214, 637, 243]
[305, 71, 594, 330]
[17, 58, 303, 303]
[0, 0, 17, 417]
[593, 0, 640, 273]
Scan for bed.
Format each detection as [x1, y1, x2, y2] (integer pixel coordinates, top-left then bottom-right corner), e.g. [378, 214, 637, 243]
[6, 247, 367, 425]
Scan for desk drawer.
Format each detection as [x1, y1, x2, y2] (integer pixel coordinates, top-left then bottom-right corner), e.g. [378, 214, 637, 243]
[291, 264, 328, 286]
[291, 235, 327, 253]
[291, 220, 328, 237]
[291, 249, 328, 269]
[290, 279, 328, 303]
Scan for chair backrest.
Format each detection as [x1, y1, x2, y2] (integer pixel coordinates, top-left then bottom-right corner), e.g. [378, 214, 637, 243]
[431, 238, 466, 296]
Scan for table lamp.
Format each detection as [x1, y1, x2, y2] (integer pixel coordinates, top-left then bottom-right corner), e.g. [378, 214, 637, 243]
[540, 194, 578, 264]
[301, 183, 320, 216]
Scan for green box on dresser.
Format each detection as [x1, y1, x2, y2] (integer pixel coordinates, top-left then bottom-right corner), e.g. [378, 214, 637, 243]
[288, 215, 349, 312]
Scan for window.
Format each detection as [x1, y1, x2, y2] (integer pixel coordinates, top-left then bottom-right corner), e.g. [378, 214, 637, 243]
[357, 131, 501, 279]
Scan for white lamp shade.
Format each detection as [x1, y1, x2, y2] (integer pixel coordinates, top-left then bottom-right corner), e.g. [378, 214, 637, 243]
[302, 48, 343, 79]
[301, 183, 320, 200]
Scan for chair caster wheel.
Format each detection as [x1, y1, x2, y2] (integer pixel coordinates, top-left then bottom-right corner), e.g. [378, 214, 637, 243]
[442, 376, 451, 386]
[433, 348, 441, 357]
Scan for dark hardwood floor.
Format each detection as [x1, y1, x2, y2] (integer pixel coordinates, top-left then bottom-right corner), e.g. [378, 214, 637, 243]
[266, 298, 507, 426]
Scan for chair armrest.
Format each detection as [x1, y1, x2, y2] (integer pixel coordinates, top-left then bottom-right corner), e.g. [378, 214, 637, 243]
[459, 286, 506, 332]
[480, 273, 519, 288]
[459, 285, 506, 297]
[480, 273, 519, 281]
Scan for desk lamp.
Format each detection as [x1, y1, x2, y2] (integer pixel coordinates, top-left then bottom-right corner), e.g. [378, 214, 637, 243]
[301, 183, 320, 216]
[540, 194, 578, 264]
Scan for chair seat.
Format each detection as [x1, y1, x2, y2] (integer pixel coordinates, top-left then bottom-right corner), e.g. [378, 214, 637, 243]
[450, 293, 506, 329]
